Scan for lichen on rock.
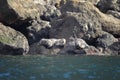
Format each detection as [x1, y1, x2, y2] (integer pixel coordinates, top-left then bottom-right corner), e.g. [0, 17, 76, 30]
[0, 23, 29, 55]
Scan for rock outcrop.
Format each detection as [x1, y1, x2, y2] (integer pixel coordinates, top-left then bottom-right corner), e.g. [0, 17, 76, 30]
[27, 19, 51, 44]
[107, 10, 120, 19]
[50, 1, 120, 40]
[0, 0, 40, 25]
[59, 38, 103, 55]
[0, 23, 29, 55]
[28, 38, 66, 55]
[97, 0, 120, 12]
[0, 0, 120, 55]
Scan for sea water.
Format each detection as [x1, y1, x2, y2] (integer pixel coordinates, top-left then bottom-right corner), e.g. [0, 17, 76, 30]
[0, 55, 120, 80]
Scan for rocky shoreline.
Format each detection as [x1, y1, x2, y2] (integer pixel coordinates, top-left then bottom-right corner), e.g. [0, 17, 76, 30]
[0, 0, 120, 55]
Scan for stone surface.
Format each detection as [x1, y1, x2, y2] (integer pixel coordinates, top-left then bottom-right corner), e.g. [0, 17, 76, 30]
[28, 38, 66, 55]
[97, 0, 120, 12]
[107, 10, 120, 19]
[59, 38, 89, 54]
[50, 1, 120, 41]
[0, 0, 40, 25]
[39, 38, 66, 48]
[96, 32, 118, 48]
[0, 23, 29, 55]
[40, 5, 61, 21]
[84, 46, 103, 55]
[27, 19, 51, 44]
[0, 0, 119, 55]
[108, 41, 120, 55]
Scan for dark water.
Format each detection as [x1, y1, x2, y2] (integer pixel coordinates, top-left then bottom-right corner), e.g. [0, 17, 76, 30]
[0, 55, 120, 80]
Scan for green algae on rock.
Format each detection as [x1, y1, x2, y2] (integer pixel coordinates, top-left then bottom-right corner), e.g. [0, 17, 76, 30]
[0, 23, 29, 55]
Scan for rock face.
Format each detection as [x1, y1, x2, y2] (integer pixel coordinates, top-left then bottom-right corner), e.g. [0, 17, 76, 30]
[97, 0, 120, 12]
[50, 1, 120, 41]
[29, 38, 102, 55]
[40, 5, 61, 21]
[107, 10, 120, 19]
[40, 38, 66, 48]
[0, 0, 119, 55]
[96, 32, 119, 55]
[59, 38, 102, 55]
[27, 19, 51, 44]
[108, 41, 120, 55]
[0, 23, 29, 55]
[96, 33, 118, 48]
[0, 0, 40, 25]
[59, 38, 89, 54]
[29, 38, 66, 55]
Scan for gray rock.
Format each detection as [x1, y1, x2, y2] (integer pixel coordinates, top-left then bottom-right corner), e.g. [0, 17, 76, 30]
[108, 41, 120, 55]
[84, 46, 103, 55]
[65, 37, 89, 49]
[0, 23, 29, 55]
[96, 32, 118, 48]
[27, 19, 51, 44]
[96, 32, 119, 55]
[39, 38, 66, 48]
[97, 0, 120, 12]
[40, 5, 61, 21]
[28, 38, 66, 55]
[50, 12, 102, 42]
[107, 10, 120, 19]
[0, 0, 40, 25]
[59, 38, 89, 54]
[85, 0, 100, 5]
[50, 1, 120, 41]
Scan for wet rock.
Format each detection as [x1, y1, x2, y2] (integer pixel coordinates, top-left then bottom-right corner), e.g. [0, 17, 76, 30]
[108, 41, 120, 55]
[58, 38, 103, 55]
[28, 38, 66, 55]
[0, 23, 29, 55]
[59, 38, 89, 54]
[83, 46, 103, 55]
[96, 32, 119, 55]
[96, 32, 118, 48]
[39, 38, 66, 48]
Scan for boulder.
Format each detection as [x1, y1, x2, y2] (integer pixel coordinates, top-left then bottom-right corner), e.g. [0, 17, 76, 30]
[50, 12, 102, 43]
[84, 46, 103, 55]
[39, 38, 66, 48]
[58, 37, 103, 55]
[40, 5, 61, 21]
[108, 41, 120, 55]
[27, 19, 51, 44]
[0, 23, 29, 55]
[0, 0, 40, 25]
[96, 32, 118, 48]
[96, 32, 120, 55]
[85, 0, 100, 5]
[97, 0, 120, 12]
[50, 1, 120, 41]
[28, 38, 66, 55]
[59, 38, 89, 54]
[107, 10, 120, 19]
[57, 0, 100, 7]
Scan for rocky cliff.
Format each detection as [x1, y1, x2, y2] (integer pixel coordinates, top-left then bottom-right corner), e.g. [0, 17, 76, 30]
[0, 0, 120, 55]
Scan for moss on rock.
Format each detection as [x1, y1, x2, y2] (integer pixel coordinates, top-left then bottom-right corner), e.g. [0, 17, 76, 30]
[0, 35, 14, 44]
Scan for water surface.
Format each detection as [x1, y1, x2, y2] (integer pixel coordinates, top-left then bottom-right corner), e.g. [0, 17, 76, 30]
[0, 55, 120, 80]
